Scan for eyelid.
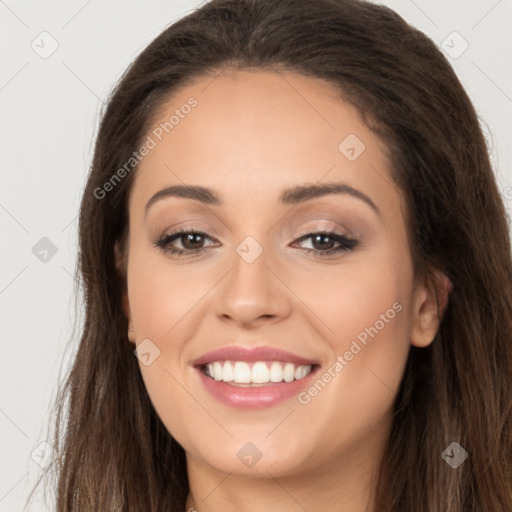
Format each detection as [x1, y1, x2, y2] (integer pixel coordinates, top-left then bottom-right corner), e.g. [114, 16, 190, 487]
[293, 220, 356, 239]
[151, 220, 221, 240]
[156, 220, 352, 239]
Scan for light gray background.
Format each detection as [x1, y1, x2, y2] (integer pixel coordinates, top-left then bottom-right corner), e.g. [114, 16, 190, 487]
[1, 1, 511, 510]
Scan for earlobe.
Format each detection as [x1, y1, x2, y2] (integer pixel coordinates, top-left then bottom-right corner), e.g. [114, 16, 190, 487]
[127, 325, 136, 344]
[410, 269, 453, 348]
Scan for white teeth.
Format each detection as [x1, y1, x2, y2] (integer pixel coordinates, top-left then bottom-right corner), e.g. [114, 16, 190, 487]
[269, 361, 283, 382]
[233, 361, 251, 383]
[283, 363, 295, 383]
[222, 361, 234, 382]
[213, 361, 223, 381]
[204, 360, 313, 384]
[251, 361, 270, 383]
[295, 365, 308, 380]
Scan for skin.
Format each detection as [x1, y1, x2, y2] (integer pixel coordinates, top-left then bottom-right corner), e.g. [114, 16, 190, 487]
[115, 68, 451, 512]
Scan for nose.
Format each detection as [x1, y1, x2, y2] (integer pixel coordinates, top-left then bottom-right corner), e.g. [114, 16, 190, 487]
[214, 244, 292, 328]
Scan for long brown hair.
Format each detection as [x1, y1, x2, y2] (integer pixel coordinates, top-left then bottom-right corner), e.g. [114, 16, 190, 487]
[27, 0, 512, 510]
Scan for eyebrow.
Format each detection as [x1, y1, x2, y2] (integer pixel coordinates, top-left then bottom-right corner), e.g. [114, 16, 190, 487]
[144, 182, 381, 217]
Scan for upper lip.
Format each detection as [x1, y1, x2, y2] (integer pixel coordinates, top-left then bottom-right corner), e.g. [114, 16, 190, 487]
[192, 346, 320, 367]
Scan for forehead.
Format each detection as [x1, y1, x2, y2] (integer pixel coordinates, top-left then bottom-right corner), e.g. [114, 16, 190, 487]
[129, 68, 395, 213]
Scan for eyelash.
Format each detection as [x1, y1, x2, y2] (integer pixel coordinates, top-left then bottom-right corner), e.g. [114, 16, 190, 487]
[153, 226, 358, 258]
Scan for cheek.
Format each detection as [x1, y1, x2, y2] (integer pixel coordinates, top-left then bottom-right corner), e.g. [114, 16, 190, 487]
[288, 247, 412, 350]
[287, 262, 413, 463]
[125, 247, 208, 443]
[126, 244, 212, 341]
[289, 247, 414, 407]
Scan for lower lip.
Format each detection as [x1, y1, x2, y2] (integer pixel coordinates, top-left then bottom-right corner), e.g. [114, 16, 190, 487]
[194, 365, 320, 409]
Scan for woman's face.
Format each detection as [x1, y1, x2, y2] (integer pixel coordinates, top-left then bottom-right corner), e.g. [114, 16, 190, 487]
[118, 68, 439, 479]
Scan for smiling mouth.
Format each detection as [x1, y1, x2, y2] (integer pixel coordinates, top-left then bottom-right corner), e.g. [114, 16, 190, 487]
[199, 360, 320, 387]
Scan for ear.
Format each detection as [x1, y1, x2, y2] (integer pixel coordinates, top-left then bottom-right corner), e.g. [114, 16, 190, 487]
[114, 240, 135, 344]
[410, 268, 453, 348]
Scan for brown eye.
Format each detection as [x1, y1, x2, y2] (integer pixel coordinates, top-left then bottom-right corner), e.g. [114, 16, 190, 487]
[310, 233, 337, 251]
[154, 229, 217, 257]
[293, 230, 358, 256]
[180, 232, 206, 250]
